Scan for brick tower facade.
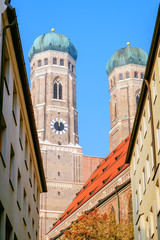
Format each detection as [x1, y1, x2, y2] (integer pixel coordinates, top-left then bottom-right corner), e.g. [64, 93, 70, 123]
[106, 46, 148, 151]
[29, 32, 84, 239]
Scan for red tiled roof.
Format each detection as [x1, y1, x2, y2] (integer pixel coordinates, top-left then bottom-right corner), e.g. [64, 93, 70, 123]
[48, 135, 130, 234]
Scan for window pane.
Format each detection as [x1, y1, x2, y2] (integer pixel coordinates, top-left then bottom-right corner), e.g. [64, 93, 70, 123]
[38, 60, 41, 67]
[136, 94, 140, 108]
[53, 58, 57, 64]
[53, 83, 57, 99]
[60, 59, 64, 66]
[59, 83, 62, 99]
[141, 73, 144, 79]
[134, 72, 138, 78]
[126, 72, 129, 78]
[44, 58, 48, 65]
[119, 74, 123, 80]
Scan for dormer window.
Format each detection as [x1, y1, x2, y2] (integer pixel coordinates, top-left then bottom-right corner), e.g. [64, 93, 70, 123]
[126, 72, 129, 79]
[134, 71, 138, 78]
[38, 60, 41, 67]
[119, 74, 123, 80]
[53, 58, 57, 65]
[44, 58, 48, 65]
[60, 59, 64, 66]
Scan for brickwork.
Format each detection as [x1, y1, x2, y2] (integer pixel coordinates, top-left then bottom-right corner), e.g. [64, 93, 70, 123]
[98, 185, 132, 222]
[108, 64, 146, 151]
[82, 156, 104, 182]
[30, 48, 84, 239]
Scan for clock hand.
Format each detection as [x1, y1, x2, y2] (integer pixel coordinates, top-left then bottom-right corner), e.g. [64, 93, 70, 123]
[58, 121, 61, 127]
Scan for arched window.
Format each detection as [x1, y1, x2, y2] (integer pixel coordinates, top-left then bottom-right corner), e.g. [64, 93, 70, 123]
[53, 58, 57, 65]
[134, 71, 138, 78]
[141, 73, 144, 79]
[119, 74, 123, 80]
[44, 58, 48, 65]
[38, 60, 41, 67]
[60, 59, 64, 66]
[126, 72, 130, 79]
[53, 80, 62, 99]
[68, 61, 71, 69]
[111, 79, 112, 88]
[136, 93, 140, 108]
[72, 65, 74, 73]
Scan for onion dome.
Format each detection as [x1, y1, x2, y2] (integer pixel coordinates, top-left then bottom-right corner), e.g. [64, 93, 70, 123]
[106, 46, 148, 75]
[29, 31, 77, 62]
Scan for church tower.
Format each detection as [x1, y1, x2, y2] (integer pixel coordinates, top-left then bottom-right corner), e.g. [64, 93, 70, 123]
[106, 44, 148, 152]
[29, 30, 83, 239]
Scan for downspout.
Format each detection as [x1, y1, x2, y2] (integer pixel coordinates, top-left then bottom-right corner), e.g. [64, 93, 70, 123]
[115, 187, 120, 224]
[127, 85, 131, 135]
[144, 79, 157, 173]
[0, 15, 16, 136]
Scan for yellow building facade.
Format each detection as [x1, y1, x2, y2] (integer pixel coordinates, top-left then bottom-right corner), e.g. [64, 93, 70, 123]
[0, 4, 47, 239]
[126, 5, 160, 239]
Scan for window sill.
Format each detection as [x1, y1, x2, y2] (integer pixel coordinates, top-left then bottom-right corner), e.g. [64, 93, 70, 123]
[9, 179, 14, 191]
[33, 194, 36, 202]
[19, 138, 23, 151]
[4, 77, 10, 96]
[52, 98, 66, 103]
[12, 110, 17, 126]
[23, 217, 27, 226]
[17, 200, 21, 211]
[28, 232, 31, 239]
[144, 131, 147, 139]
[29, 178, 32, 188]
[153, 95, 157, 105]
[148, 116, 151, 123]
[0, 152, 6, 168]
[36, 207, 39, 214]
[25, 159, 28, 170]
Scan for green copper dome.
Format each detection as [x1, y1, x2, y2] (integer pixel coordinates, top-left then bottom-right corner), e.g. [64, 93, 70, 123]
[106, 46, 148, 75]
[29, 32, 77, 62]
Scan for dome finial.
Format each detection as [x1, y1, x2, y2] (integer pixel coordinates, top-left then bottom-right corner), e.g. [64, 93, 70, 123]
[51, 28, 55, 32]
[127, 42, 130, 46]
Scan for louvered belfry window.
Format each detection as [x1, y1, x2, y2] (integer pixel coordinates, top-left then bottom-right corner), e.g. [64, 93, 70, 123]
[53, 80, 62, 100]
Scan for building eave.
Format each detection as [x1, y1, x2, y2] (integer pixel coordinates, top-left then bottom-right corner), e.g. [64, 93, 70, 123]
[126, 4, 160, 164]
[5, 7, 47, 192]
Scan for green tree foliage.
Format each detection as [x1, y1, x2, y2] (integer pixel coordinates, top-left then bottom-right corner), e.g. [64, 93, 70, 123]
[62, 206, 134, 240]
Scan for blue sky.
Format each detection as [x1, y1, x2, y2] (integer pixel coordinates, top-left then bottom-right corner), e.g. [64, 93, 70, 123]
[13, 0, 159, 157]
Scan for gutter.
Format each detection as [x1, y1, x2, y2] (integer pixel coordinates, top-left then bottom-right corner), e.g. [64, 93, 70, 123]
[125, 4, 160, 164]
[144, 79, 157, 173]
[0, 6, 16, 140]
[5, 8, 47, 192]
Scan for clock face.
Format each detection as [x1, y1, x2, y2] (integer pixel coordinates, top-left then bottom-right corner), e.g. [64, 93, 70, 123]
[50, 118, 68, 135]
